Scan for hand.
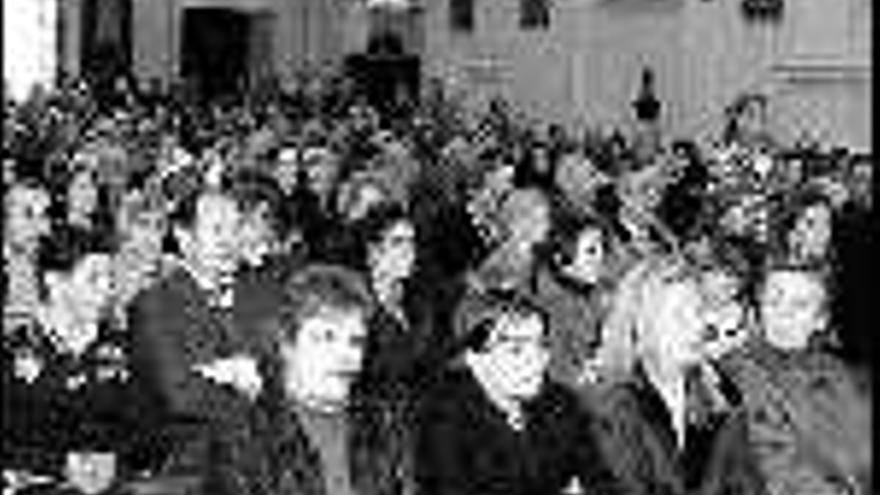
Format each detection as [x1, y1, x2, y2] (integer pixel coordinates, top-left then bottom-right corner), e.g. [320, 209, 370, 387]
[194, 354, 263, 400]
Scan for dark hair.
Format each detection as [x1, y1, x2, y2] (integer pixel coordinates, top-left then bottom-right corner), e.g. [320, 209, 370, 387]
[277, 264, 375, 344]
[548, 209, 611, 269]
[463, 290, 548, 354]
[230, 168, 288, 237]
[773, 187, 834, 257]
[38, 226, 113, 275]
[354, 202, 411, 250]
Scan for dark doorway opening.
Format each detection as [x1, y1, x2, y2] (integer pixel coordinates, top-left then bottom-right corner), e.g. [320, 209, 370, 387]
[181, 8, 250, 104]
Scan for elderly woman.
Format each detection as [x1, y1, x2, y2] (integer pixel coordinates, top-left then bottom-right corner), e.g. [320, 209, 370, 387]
[590, 256, 765, 495]
[717, 266, 872, 495]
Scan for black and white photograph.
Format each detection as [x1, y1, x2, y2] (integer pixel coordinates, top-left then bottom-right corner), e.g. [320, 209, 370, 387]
[2, 0, 873, 494]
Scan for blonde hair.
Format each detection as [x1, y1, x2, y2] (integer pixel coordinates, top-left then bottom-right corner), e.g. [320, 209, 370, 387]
[593, 254, 697, 383]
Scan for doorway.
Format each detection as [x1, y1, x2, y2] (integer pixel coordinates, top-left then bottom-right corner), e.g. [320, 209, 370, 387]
[181, 8, 250, 103]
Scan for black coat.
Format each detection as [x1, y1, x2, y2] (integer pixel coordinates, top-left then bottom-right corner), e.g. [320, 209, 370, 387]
[415, 369, 626, 495]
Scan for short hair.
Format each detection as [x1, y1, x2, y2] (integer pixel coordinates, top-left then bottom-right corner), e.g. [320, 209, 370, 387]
[278, 264, 375, 344]
[354, 202, 411, 251]
[459, 289, 549, 354]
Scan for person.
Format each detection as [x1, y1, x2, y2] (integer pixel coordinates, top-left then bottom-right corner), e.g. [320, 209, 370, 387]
[3, 235, 134, 494]
[773, 188, 835, 272]
[4, 179, 53, 329]
[718, 266, 872, 495]
[250, 264, 416, 495]
[52, 158, 115, 251]
[833, 155, 873, 368]
[416, 290, 625, 495]
[591, 257, 765, 495]
[533, 209, 619, 389]
[127, 184, 266, 492]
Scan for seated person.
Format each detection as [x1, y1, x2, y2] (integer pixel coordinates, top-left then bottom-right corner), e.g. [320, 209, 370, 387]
[416, 290, 624, 495]
[591, 257, 764, 495]
[718, 266, 872, 495]
[244, 264, 415, 495]
[3, 236, 134, 494]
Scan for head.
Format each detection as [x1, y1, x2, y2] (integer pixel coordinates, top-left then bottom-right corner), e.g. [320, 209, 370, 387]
[781, 189, 834, 264]
[277, 265, 374, 410]
[499, 188, 552, 249]
[41, 238, 114, 334]
[5, 180, 51, 250]
[231, 170, 285, 266]
[66, 163, 100, 221]
[339, 174, 390, 223]
[550, 212, 610, 286]
[118, 191, 167, 264]
[274, 147, 300, 194]
[725, 93, 768, 144]
[358, 203, 417, 283]
[171, 188, 241, 284]
[759, 267, 828, 351]
[463, 292, 551, 403]
[847, 155, 872, 208]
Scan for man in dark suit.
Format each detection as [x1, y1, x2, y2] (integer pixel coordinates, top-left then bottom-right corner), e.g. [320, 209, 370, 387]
[128, 185, 266, 493]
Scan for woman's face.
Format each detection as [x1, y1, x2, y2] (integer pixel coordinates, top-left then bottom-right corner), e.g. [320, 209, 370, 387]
[67, 253, 114, 323]
[6, 185, 51, 248]
[789, 203, 832, 261]
[699, 270, 748, 359]
[370, 220, 416, 282]
[562, 227, 605, 285]
[760, 271, 826, 351]
[642, 279, 706, 369]
[68, 168, 99, 218]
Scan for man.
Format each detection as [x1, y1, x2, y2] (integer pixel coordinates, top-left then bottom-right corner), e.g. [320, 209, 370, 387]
[418, 291, 624, 495]
[253, 264, 415, 495]
[128, 184, 265, 492]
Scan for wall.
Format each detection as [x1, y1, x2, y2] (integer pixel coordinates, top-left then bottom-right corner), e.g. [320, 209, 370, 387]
[422, 0, 872, 151]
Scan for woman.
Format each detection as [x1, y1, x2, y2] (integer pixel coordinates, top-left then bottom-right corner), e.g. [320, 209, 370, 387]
[3, 237, 135, 494]
[532, 209, 621, 390]
[772, 188, 836, 273]
[591, 256, 765, 495]
[52, 159, 115, 253]
[718, 266, 871, 495]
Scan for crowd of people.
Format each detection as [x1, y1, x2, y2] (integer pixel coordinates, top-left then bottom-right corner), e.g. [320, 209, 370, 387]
[2, 68, 873, 495]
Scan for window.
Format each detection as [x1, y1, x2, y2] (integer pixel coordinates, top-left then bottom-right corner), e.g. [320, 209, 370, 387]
[450, 0, 474, 32]
[521, 0, 550, 30]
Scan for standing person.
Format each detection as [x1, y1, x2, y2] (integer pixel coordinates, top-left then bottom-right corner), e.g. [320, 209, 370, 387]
[127, 185, 265, 493]
[592, 257, 765, 495]
[416, 291, 625, 495]
[718, 267, 872, 495]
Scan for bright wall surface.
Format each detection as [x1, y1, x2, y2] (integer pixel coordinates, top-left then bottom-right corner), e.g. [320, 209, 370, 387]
[4, 0, 58, 100]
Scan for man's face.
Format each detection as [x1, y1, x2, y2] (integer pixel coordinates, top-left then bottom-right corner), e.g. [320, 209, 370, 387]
[187, 194, 241, 279]
[474, 313, 550, 402]
[562, 227, 605, 285]
[282, 308, 368, 409]
[66, 253, 114, 325]
[6, 185, 50, 249]
[760, 271, 826, 351]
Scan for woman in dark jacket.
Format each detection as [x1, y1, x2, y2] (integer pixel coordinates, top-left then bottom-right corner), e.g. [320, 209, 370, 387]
[416, 290, 625, 495]
[591, 256, 765, 495]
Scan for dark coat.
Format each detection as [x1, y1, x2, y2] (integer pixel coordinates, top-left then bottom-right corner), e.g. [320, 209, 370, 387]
[415, 369, 626, 495]
[127, 267, 268, 485]
[593, 367, 765, 495]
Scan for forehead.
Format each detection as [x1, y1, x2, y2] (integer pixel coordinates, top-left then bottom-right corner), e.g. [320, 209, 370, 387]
[576, 226, 603, 245]
[9, 186, 50, 209]
[75, 253, 112, 276]
[300, 307, 368, 337]
[494, 312, 544, 340]
[197, 193, 238, 222]
[763, 272, 824, 300]
[384, 220, 415, 240]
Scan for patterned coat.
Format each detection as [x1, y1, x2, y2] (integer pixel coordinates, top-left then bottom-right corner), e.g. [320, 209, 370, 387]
[718, 341, 872, 495]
